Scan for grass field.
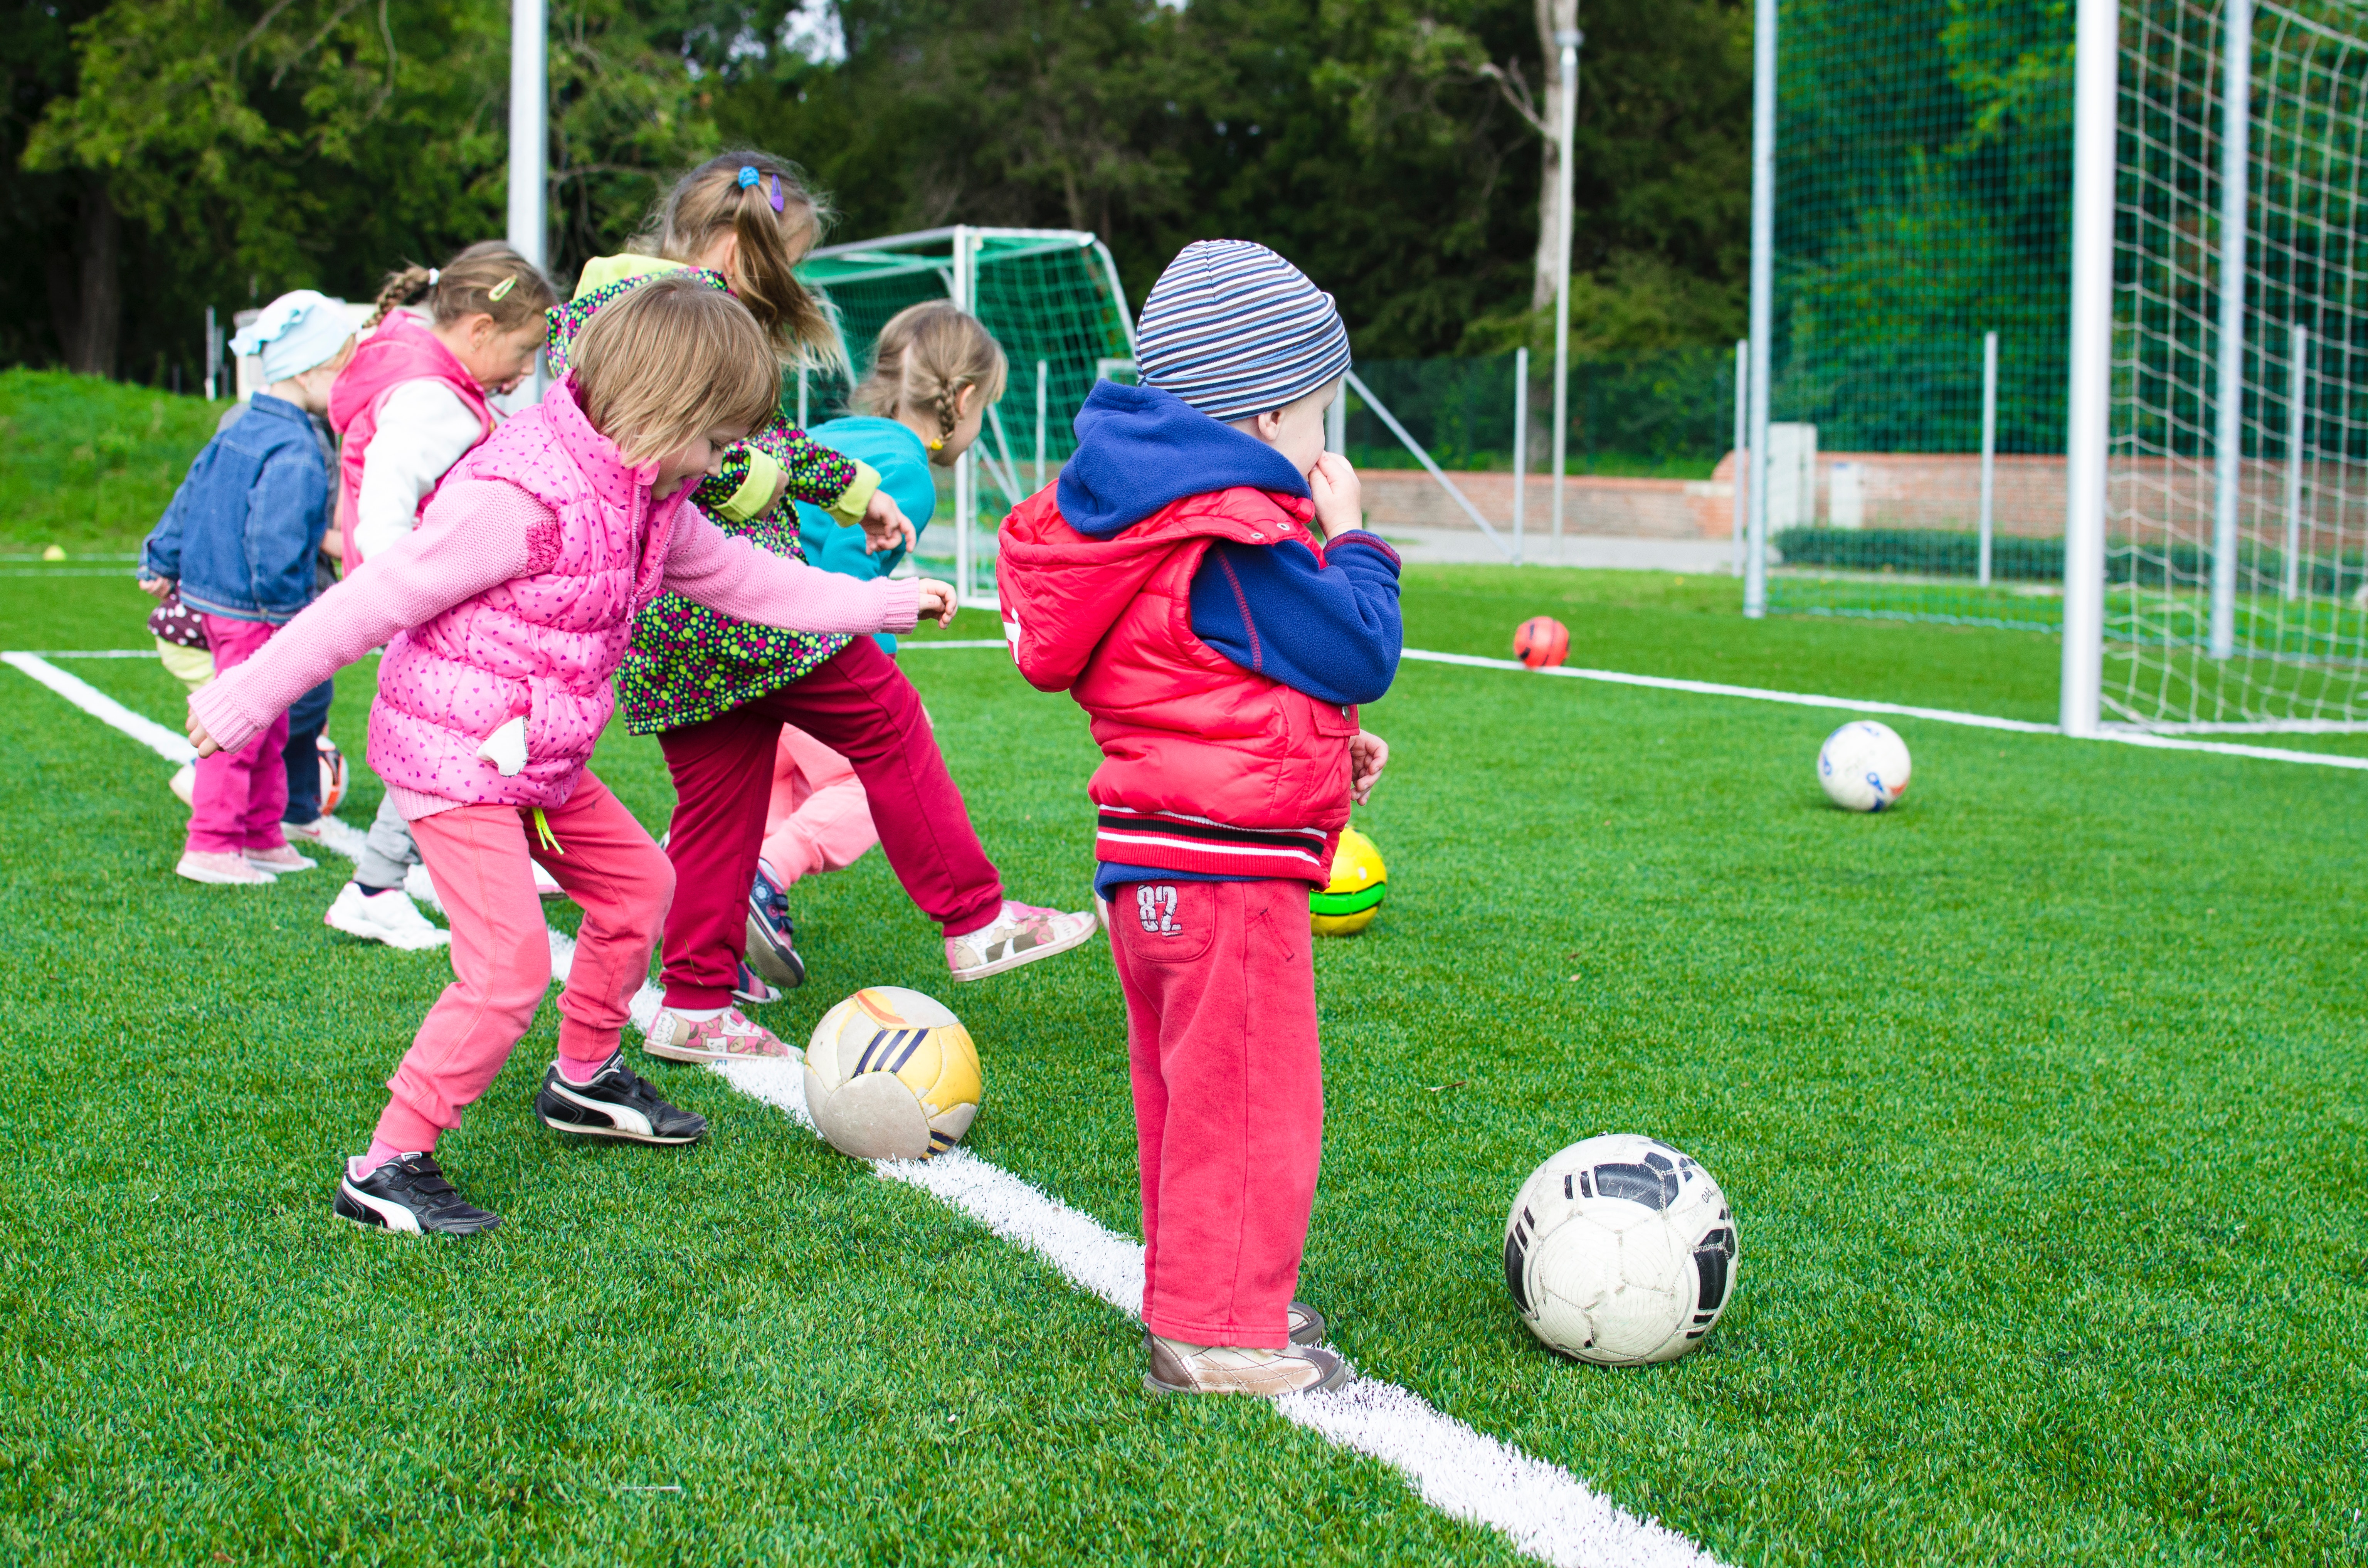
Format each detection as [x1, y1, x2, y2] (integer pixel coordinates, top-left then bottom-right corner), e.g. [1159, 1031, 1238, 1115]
[6, 565, 2366, 1565]
[0, 371, 225, 556]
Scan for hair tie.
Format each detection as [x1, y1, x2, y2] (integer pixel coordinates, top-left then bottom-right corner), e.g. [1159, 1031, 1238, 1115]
[427, 268, 439, 286]
[767, 173, 785, 213]
[924, 435, 945, 453]
[737, 165, 760, 189]
[488, 275, 517, 303]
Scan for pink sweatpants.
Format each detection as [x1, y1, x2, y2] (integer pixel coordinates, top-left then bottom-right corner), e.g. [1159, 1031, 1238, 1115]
[187, 615, 289, 855]
[1108, 877, 1324, 1350]
[373, 771, 673, 1153]
[758, 726, 879, 888]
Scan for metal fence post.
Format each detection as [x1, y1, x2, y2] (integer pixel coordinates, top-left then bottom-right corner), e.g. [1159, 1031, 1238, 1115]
[1512, 348, 1529, 566]
[1979, 330, 1999, 587]
[2209, 0, 2253, 658]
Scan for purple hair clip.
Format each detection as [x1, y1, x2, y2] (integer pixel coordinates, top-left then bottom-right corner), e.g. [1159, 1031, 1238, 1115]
[767, 173, 784, 213]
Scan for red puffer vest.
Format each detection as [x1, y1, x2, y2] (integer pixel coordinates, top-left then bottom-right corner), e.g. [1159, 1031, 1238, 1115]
[998, 483, 1356, 883]
[328, 314, 494, 569]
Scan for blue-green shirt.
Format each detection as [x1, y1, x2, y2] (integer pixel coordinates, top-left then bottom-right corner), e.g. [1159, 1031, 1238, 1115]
[794, 417, 937, 654]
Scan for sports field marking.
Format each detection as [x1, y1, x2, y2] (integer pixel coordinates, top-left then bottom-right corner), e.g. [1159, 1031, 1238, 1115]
[7, 649, 1727, 1568]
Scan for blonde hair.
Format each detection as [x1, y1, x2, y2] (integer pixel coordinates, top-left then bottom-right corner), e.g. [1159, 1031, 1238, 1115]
[569, 275, 779, 466]
[849, 302, 1008, 447]
[367, 241, 557, 333]
[639, 151, 846, 375]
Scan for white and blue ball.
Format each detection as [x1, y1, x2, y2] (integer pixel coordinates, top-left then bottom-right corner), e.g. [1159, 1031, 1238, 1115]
[1817, 719, 1912, 812]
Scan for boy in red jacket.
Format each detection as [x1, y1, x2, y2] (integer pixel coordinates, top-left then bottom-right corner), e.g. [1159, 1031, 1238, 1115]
[999, 240, 1401, 1396]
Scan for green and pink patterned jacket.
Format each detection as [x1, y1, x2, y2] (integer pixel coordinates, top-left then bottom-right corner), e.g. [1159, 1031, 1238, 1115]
[549, 254, 872, 733]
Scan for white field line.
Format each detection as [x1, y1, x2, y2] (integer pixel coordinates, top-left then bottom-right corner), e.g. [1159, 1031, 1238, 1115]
[7, 650, 1727, 1568]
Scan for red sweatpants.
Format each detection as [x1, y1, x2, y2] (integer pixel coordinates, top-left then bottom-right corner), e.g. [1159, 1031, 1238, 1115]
[374, 771, 672, 1152]
[1109, 878, 1324, 1350]
[656, 636, 1003, 1011]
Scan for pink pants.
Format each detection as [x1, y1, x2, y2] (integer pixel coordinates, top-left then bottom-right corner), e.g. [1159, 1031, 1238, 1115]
[1109, 877, 1324, 1350]
[759, 726, 879, 889]
[373, 771, 672, 1153]
[187, 615, 289, 855]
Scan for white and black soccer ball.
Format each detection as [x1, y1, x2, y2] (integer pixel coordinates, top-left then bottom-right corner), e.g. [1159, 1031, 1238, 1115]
[1817, 719, 1911, 811]
[1502, 1134, 1738, 1365]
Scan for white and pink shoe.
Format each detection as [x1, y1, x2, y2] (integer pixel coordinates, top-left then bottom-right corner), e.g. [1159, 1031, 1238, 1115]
[642, 1007, 792, 1064]
[946, 900, 1098, 982]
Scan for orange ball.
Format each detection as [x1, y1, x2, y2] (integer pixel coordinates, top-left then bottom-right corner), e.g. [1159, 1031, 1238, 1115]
[1514, 615, 1569, 669]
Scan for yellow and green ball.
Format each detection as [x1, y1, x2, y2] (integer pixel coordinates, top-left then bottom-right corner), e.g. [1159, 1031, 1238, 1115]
[1310, 827, 1388, 937]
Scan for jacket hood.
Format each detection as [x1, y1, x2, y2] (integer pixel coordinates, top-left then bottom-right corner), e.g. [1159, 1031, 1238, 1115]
[330, 313, 488, 438]
[1056, 381, 1308, 538]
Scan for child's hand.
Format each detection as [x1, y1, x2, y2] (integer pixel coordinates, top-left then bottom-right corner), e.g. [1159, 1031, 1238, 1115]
[913, 578, 959, 627]
[138, 574, 173, 601]
[862, 490, 917, 555]
[765, 469, 792, 516]
[1310, 452, 1363, 540]
[187, 709, 222, 759]
[1348, 729, 1389, 803]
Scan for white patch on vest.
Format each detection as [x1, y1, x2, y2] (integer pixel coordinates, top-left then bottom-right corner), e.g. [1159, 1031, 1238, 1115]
[476, 715, 528, 776]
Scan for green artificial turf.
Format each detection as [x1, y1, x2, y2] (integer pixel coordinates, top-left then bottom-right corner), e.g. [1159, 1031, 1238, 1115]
[6, 571, 2366, 1565]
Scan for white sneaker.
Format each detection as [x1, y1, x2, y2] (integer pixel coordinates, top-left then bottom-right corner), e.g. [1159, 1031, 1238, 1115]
[325, 881, 449, 950]
[282, 816, 332, 843]
[946, 901, 1098, 982]
[1142, 1336, 1350, 1397]
[169, 764, 196, 808]
[177, 850, 274, 886]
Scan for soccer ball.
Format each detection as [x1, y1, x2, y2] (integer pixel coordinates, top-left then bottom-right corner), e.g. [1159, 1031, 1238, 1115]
[1502, 1134, 1738, 1365]
[317, 733, 349, 815]
[802, 987, 981, 1161]
[1310, 827, 1388, 937]
[1816, 719, 1912, 811]
[1514, 615, 1570, 669]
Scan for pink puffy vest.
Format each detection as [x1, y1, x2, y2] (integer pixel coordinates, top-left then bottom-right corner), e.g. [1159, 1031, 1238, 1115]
[997, 483, 1355, 860]
[365, 376, 689, 810]
[328, 314, 494, 570]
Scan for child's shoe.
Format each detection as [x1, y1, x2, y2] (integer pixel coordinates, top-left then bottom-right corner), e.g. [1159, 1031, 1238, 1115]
[324, 881, 449, 950]
[177, 850, 275, 886]
[535, 1056, 709, 1143]
[169, 764, 197, 808]
[744, 861, 807, 989]
[1285, 1300, 1327, 1346]
[334, 1152, 502, 1235]
[282, 816, 333, 843]
[946, 901, 1098, 982]
[643, 1007, 792, 1064]
[246, 844, 316, 874]
[1143, 1336, 1350, 1397]
[532, 859, 566, 899]
[731, 961, 783, 1007]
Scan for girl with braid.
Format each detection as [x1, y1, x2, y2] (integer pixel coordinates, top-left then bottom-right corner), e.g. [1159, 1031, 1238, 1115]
[550, 152, 1094, 1067]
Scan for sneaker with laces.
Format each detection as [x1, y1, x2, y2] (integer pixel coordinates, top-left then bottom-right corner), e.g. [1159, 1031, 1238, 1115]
[643, 1007, 792, 1064]
[731, 961, 782, 1007]
[281, 816, 333, 844]
[535, 1057, 708, 1143]
[946, 901, 1098, 982]
[744, 861, 807, 990]
[334, 1152, 502, 1235]
[246, 844, 317, 874]
[1143, 1336, 1351, 1397]
[177, 850, 275, 886]
[325, 881, 450, 950]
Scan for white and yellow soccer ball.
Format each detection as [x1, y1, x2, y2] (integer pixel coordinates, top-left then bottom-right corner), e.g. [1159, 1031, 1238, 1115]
[1817, 719, 1912, 811]
[803, 987, 981, 1161]
[1502, 1134, 1738, 1365]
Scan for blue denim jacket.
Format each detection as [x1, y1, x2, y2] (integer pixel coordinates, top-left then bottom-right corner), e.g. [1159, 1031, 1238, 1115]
[140, 393, 332, 625]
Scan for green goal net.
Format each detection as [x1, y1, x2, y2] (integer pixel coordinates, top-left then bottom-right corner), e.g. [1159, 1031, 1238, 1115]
[795, 227, 1138, 605]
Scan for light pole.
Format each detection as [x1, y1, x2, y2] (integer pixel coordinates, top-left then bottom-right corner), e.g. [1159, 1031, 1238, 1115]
[508, 0, 548, 400]
[1548, 13, 1581, 556]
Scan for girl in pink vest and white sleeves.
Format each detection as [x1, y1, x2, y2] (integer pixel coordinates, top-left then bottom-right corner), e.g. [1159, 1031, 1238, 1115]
[321, 244, 561, 952]
[188, 276, 958, 1236]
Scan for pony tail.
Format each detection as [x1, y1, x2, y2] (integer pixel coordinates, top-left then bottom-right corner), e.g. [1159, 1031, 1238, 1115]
[727, 185, 849, 377]
[367, 264, 435, 329]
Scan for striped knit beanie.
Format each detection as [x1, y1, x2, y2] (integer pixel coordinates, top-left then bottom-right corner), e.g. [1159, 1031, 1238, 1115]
[1134, 240, 1351, 422]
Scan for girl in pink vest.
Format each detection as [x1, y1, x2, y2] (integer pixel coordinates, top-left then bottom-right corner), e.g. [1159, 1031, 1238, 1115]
[187, 276, 957, 1237]
[320, 244, 562, 952]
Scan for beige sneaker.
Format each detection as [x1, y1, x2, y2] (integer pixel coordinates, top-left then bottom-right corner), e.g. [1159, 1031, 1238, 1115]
[643, 1007, 794, 1064]
[246, 844, 317, 874]
[177, 850, 275, 886]
[1144, 1335, 1350, 1397]
[946, 900, 1098, 982]
[1150, 1301, 1327, 1346]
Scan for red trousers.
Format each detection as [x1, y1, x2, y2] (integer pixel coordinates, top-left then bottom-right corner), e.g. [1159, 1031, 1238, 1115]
[187, 615, 289, 855]
[375, 771, 672, 1152]
[1109, 878, 1324, 1350]
[656, 636, 1003, 1011]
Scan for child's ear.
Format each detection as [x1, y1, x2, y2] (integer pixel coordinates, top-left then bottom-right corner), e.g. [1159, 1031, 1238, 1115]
[955, 383, 980, 420]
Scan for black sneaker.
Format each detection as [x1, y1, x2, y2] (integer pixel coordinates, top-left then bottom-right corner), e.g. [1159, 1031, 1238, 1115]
[535, 1057, 708, 1145]
[335, 1152, 503, 1235]
[744, 862, 807, 990]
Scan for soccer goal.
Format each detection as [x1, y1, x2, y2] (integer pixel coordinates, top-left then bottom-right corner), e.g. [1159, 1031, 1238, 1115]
[794, 227, 1139, 608]
[1742, 0, 2368, 734]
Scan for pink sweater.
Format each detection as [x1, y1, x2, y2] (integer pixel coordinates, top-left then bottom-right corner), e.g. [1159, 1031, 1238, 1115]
[191, 479, 922, 817]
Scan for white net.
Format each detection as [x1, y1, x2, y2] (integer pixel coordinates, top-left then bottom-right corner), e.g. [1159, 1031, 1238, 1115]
[2106, 0, 2368, 731]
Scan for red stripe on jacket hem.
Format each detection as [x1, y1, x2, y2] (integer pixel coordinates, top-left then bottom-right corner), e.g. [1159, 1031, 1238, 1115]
[1093, 830, 1329, 885]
